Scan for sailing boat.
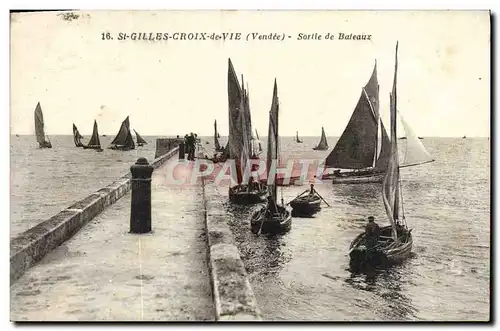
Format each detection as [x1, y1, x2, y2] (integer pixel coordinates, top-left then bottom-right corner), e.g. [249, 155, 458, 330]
[34, 102, 52, 148]
[214, 119, 224, 152]
[296, 131, 303, 143]
[83, 120, 103, 151]
[250, 79, 292, 234]
[109, 116, 135, 150]
[134, 129, 147, 147]
[322, 61, 434, 184]
[226, 58, 267, 205]
[73, 123, 84, 147]
[349, 42, 413, 269]
[313, 127, 328, 150]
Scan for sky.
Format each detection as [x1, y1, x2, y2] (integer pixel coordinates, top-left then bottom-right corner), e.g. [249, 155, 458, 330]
[10, 10, 490, 137]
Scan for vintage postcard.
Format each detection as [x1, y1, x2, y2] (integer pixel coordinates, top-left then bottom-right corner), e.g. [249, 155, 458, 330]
[9, 10, 490, 322]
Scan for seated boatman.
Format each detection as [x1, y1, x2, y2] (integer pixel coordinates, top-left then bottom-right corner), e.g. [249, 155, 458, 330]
[365, 216, 381, 249]
[308, 183, 316, 197]
[266, 195, 279, 216]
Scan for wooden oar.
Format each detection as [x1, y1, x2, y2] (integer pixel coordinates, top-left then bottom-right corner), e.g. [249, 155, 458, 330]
[287, 190, 309, 205]
[257, 211, 266, 236]
[313, 189, 331, 207]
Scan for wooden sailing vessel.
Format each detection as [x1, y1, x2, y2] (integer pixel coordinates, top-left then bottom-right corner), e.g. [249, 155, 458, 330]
[83, 120, 103, 151]
[250, 79, 292, 234]
[73, 123, 84, 147]
[349, 43, 413, 269]
[226, 58, 267, 204]
[34, 102, 52, 148]
[295, 131, 303, 143]
[313, 127, 328, 150]
[134, 129, 147, 147]
[322, 61, 434, 184]
[109, 116, 135, 151]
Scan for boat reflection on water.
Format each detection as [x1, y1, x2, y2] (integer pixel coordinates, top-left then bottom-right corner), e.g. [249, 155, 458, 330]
[345, 264, 419, 320]
[225, 202, 291, 276]
[333, 183, 380, 206]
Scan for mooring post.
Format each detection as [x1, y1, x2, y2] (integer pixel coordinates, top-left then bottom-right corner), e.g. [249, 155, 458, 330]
[179, 142, 185, 160]
[130, 157, 154, 234]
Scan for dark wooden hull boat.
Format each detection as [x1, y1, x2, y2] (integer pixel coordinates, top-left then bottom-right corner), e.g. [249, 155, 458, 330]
[329, 170, 385, 184]
[83, 145, 101, 150]
[312, 146, 328, 151]
[289, 194, 321, 217]
[109, 145, 135, 151]
[250, 204, 292, 235]
[137, 143, 144, 147]
[228, 185, 268, 205]
[349, 225, 413, 269]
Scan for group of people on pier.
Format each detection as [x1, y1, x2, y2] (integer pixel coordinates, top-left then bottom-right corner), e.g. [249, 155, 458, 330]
[183, 133, 198, 161]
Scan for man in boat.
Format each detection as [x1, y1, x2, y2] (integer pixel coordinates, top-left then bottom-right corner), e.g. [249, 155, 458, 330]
[365, 216, 381, 249]
[265, 195, 279, 216]
[308, 184, 316, 197]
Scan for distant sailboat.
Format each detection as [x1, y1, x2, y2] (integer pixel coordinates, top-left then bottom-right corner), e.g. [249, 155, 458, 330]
[34, 102, 52, 148]
[109, 116, 135, 150]
[463, 135, 467, 139]
[73, 123, 84, 147]
[296, 131, 303, 143]
[214, 119, 224, 152]
[313, 127, 328, 150]
[83, 120, 103, 151]
[134, 129, 147, 147]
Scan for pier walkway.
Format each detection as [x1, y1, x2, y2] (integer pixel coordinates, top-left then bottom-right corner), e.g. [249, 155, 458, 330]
[10, 157, 214, 321]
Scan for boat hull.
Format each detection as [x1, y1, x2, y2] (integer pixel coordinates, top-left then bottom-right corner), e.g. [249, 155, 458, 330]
[289, 196, 321, 217]
[348, 225, 413, 269]
[83, 145, 102, 150]
[109, 145, 135, 151]
[228, 185, 268, 205]
[250, 205, 292, 235]
[312, 146, 328, 151]
[325, 171, 385, 184]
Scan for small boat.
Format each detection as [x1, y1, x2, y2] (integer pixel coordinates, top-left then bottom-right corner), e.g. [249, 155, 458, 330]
[226, 58, 267, 204]
[295, 131, 303, 143]
[463, 135, 467, 139]
[250, 79, 292, 235]
[34, 102, 52, 148]
[349, 42, 413, 269]
[214, 119, 225, 152]
[103, 134, 107, 137]
[15, 134, 19, 137]
[289, 191, 321, 217]
[312, 127, 328, 150]
[322, 61, 434, 184]
[83, 120, 103, 151]
[134, 129, 147, 147]
[108, 116, 135, 150]
[73, 123, 84, 147]
[418, 137, 424, 140]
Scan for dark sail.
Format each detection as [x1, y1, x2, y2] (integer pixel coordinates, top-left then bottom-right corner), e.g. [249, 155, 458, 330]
[73, 123, 84, 147]
[134, 130, 147, 144]
[34, 102, 52, 148]
[86, 120, 101, 148]
[324, 63, 384, 169]
[296, 131, 303, 143]
[227, 58, 245, 184]
[324, 89, 377, 169]
[214, 120, 221, 150]
[314, 127, 328, 150]
[109, 116, 135, 150]
[267, 79, 279, 202]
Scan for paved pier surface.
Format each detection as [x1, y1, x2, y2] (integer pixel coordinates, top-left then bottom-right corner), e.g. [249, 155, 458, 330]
[10, 158, 214, 321]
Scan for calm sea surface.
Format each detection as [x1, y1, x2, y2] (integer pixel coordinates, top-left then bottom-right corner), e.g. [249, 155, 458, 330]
[10, 135, 490, 321]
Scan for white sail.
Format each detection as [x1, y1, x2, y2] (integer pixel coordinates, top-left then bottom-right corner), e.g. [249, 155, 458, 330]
[399, 113, 434, 167]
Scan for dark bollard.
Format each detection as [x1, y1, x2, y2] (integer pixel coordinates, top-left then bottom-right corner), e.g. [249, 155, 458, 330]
[179, 142, 185, 160]
[130, 157, 154, 234]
